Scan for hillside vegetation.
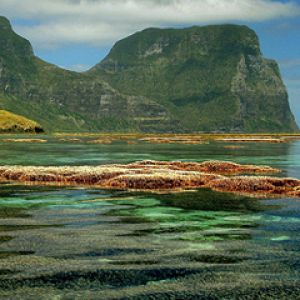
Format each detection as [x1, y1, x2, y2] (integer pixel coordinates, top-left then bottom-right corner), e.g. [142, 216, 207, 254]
[0, 109, 43, 133]
[0, 16, 297, 133]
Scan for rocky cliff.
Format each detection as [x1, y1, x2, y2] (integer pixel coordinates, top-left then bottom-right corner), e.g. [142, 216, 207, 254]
[0, 16, 297, 133]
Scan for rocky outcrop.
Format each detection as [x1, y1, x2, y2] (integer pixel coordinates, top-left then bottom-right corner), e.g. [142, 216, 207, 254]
[1, 160, 298, 198]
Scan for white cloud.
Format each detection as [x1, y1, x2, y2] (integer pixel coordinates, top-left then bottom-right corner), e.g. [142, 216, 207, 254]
[0, 0, 299, 49]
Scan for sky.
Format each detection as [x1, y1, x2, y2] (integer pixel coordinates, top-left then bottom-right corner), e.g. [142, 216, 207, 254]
[0, 0, 299, 124]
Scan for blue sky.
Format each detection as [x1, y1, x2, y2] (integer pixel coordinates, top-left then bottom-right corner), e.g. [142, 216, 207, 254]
[0, 0, 299, 124]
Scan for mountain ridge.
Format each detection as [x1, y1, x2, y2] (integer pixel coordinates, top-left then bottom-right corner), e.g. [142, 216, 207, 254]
[0, 16, 298, 133]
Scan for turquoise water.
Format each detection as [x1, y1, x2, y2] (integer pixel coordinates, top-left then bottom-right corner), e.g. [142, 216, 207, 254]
[0, 135, 299, 299]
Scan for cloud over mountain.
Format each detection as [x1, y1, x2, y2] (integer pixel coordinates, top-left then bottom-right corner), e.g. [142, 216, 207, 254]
[0, 0, 299, 49]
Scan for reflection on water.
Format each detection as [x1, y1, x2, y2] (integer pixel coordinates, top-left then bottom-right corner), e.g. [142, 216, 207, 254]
[0, 136, 299, 299]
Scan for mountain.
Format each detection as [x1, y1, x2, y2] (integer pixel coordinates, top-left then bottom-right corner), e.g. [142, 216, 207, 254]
[91, 25, 298, 132]
[0, 16, 298, 133]
[0, 109, 43, 133]
[0, 16, 168, 132]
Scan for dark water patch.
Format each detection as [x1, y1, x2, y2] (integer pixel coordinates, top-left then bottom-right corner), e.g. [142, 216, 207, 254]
[118, 216, 154, 224]
[186, 254, 247, 264]
[0, 268, 201, 290]
[153, 189, 280, 213]
[177, 233, 252, 242]
[120, 292, 218, 300]
[0, 224, 62, 232]
[0, 269, 20, 276]
[54, 248, 154, 260]
[119, 283, 300, 300]
[119, 226, 211, 237]
[0, 235, 13, 244]
[109, 260, 159, 266]
[220, 284, 300, 300]
[120, 224, 254, 237]
[78, 248, 152, 257]
[204, 233, 251, 241]
[117, 232, 150, 237]
[0, 251, 35, 259]
[0, 207, 31, 219]
[0, 184, 66, 197]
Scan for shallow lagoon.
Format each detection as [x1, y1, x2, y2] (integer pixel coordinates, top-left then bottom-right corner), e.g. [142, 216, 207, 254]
[0, 135, 299, 299]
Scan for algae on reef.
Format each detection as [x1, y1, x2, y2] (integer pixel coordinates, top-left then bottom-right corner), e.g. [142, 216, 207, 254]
[0, 160, 299, 198]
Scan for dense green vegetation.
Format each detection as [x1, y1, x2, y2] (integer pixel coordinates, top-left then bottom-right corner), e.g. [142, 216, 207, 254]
[92, 25, 298, 132]
[0, 16, 298, 133]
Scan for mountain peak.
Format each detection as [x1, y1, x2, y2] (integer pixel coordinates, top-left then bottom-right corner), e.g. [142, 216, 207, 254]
[90, 24, 297, 132]
[0, 16, 12, 31]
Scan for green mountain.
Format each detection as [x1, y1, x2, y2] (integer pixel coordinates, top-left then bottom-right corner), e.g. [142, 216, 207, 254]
[0, 17, 168, 132]
[0, 16, 298, 133]
[91, 25, 298, 132]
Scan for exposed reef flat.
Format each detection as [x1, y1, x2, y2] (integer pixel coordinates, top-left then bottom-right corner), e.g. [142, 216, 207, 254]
[209, 176, 300, 198]
[2, 138, 47, 143]
[58, 138, 81, 142]
[53, 133, 300, 144]
[0, 160, 298, 197]
[215, 138, 285, 143]
[87, 138, 114, 144]
[140, 137, 207, 145]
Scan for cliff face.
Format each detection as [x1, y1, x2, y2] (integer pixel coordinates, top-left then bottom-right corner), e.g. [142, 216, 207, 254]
[91, 25, 298, 132]
[0, 16, 297, 133]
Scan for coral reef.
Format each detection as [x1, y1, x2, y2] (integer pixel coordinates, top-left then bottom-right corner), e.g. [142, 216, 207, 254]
[209, 176, 300, 197]
[2, 139, 47, 143]
[216, 138, 285, 143]
[140, 137, 207, 145]
[0, 160, 297, 197]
